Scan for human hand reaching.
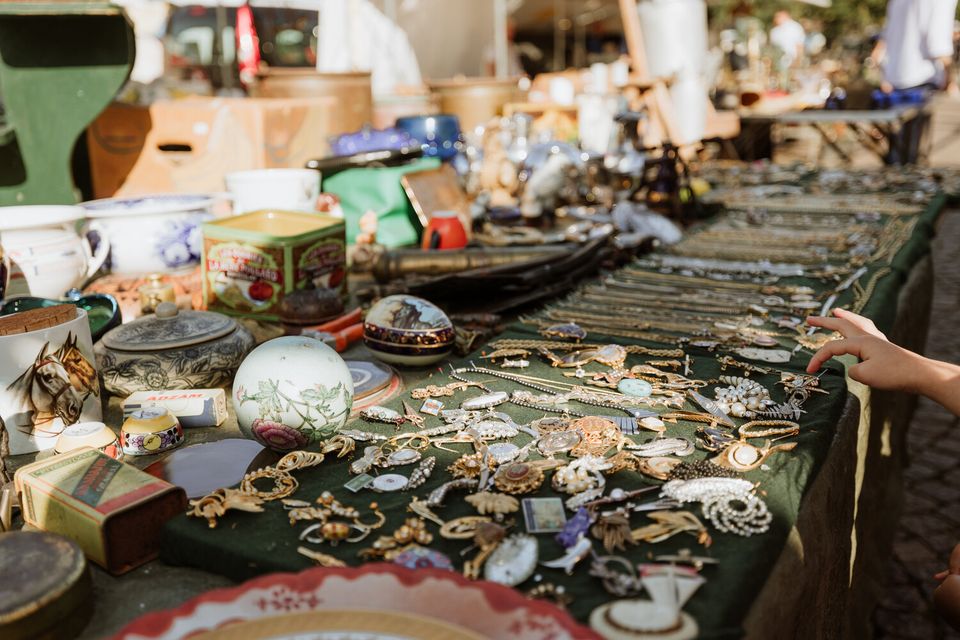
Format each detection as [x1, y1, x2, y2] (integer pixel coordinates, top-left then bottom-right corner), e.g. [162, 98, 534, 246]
[806, 308, 887, 341]
[806, 309, 920, 391]
[805, 333, 926, 393]
[806, 310, 960, 416]
[935, 543, 960, 582]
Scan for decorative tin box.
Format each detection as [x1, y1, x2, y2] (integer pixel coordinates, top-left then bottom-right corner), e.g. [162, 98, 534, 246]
[202, 210, 346, 321]
[14, 447, 187, 574]
[0, 531, 92, 640]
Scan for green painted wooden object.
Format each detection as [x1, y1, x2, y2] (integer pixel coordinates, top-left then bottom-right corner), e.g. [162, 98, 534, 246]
[0, 2, 133, 205]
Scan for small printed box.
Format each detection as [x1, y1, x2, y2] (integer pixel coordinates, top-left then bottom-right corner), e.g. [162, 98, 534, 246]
[202, 210, 346, 321]
[122, 388, 228, 428]
[14, 448, 187, 575]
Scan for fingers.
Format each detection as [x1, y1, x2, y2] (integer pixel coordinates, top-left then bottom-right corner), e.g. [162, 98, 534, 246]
[806, 338, 864, 373]
[805, 315, 857, 336]
[937, 570, 950, 581]
[833, 308, 886, 340]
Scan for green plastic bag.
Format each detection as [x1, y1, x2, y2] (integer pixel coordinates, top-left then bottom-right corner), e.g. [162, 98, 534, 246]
[323, 157, 441, 247]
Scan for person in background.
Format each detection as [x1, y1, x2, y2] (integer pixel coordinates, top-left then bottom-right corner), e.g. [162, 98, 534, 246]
[873, 0, 958, 95]
[805, 308, 960, 630]
[770, 10, 806, 68]
[871, 0, 958, 161]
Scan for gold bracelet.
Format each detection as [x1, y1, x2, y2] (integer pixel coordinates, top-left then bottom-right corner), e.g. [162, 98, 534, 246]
[737, 419, 800, 440]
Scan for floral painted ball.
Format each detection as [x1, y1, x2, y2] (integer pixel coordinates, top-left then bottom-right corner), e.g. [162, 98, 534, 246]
[232, 336, 354, 451]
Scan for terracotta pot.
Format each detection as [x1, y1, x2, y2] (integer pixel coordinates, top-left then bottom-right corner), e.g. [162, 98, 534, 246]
[251, 70, 372, 135]
[428, 77, 525, 132]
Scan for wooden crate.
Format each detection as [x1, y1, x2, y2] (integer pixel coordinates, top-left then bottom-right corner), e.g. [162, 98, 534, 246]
[86, 96, 340, 198]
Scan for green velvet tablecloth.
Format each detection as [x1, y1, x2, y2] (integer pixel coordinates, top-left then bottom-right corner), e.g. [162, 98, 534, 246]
[160, 194, 947, 638]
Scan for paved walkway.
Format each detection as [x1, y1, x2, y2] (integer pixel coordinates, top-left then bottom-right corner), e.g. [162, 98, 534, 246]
[875, 208, 960, 639]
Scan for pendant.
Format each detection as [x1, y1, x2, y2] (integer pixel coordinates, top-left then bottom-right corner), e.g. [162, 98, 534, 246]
[540, 535, 592, 575]
[486, 442, 521, 464]
[618, 378, 653, 397]
[494, 461, 546, 495]
[371, 474, 408, 492]
[383, 448, 421, 467]
[711, 440, 798, 472]
[484, 535, 539, 586]
[360, 406, 404, 425]
[735, 347, 793, 363]
[461, 391, 509, 411]
[636, 456, 682, 481]
[627, 437, 695, 457]
[392, 546, 454, 571]
[537, 430, 582, 457]
[540, 322, 587, 341]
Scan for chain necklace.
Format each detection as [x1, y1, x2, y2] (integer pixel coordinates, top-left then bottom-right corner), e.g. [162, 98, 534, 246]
[612, 270, 783, 292]
[851, 267, 892, 314]
[451, 367, 668, 418]
[486, 339, 684, 358]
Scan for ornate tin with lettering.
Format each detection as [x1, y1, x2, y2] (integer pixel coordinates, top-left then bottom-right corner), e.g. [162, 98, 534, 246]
[13, 448, 186, 574]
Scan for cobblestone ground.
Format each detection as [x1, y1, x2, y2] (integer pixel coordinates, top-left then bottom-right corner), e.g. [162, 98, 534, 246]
[874, 208, 960, 639]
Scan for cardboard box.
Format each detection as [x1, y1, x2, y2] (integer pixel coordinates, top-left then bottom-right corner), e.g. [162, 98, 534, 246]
[86, 96, 341, 198]
[14, 448, 187, 575]
[122, 389, 227, 428]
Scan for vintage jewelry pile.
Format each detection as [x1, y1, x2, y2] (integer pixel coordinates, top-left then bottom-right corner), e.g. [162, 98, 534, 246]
[176, 169, 939, 638]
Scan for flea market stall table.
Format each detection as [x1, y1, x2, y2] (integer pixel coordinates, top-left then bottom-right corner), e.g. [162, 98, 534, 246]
[739, 105, 930, 166]
[143, 192, 947, 638]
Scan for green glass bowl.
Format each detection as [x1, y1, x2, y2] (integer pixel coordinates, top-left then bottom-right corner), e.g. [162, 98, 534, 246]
[0, 292, 121, 341]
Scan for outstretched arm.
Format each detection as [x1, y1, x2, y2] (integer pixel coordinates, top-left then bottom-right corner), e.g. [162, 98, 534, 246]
[806, 309, 960, 416]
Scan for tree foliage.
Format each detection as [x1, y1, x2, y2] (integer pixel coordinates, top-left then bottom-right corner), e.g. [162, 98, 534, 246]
[708, 0, 890, 43]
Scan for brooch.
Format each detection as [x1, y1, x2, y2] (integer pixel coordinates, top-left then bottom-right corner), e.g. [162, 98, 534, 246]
[484, 534, 539, 586]
[493, 461, 547, 495]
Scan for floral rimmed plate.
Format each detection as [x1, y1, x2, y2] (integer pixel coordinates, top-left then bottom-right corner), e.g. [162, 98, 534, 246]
[111, 565, 599, 640]
[192, 609, 484, 640]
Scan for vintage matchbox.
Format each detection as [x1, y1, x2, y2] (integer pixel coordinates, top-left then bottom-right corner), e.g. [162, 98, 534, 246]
[122, 389, 227, 428]
[14, 447, 187, 575]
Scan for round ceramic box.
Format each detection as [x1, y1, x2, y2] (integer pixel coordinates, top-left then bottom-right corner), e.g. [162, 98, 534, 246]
[0, 306, 102, 455]
[120, 407, 184, 456]
[362, 295, 455, 366]
[95, 303, 255, 396]
[55, 421, 123, 461]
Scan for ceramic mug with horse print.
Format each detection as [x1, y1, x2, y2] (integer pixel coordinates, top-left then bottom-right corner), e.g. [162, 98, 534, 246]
[0, 308, 102, 455]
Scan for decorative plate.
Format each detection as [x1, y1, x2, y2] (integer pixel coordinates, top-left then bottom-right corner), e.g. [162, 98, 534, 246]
[111, 565, 600, 640]
[192, 609, 484, 640]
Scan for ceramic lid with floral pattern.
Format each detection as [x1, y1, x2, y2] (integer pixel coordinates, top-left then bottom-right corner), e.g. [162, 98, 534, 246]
[101, 302, 237, 352]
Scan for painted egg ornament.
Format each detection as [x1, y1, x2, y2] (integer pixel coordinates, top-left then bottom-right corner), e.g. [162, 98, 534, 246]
[232, 336, 354, 451]
[363, 295, 455, 366]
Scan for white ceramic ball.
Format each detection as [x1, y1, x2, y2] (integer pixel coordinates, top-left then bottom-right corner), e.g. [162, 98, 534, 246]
[232, 336, 354, 451]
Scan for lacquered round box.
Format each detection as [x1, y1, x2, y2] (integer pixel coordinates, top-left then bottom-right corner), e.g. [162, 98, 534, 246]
[362, 295, 455, 366]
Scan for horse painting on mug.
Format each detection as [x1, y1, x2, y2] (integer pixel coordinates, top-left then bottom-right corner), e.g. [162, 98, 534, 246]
[6, 332, 100, 438]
